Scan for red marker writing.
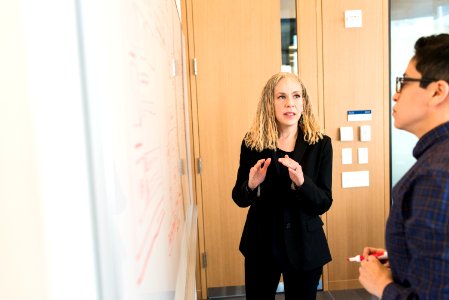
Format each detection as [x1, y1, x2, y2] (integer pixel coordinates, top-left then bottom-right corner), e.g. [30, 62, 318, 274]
[347, 251, 388, 262]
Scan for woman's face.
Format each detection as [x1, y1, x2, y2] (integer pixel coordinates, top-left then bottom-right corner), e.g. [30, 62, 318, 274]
[274, 77, 304, 130]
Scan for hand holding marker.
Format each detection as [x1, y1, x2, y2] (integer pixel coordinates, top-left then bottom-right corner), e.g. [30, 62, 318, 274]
[347, 251, 388, 262]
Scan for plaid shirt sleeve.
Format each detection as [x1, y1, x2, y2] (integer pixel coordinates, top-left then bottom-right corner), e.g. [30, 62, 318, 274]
[384, 166, 449, 299]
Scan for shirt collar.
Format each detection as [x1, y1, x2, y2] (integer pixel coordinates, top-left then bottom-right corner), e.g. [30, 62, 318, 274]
[413, 121, 449, 159]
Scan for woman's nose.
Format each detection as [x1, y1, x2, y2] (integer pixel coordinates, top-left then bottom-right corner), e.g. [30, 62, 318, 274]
[286, 97, 294, 106]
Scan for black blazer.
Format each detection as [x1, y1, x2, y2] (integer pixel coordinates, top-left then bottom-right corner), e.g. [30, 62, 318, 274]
[232, 129, 333, 271]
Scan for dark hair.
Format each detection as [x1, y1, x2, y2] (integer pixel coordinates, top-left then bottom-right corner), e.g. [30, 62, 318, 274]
[414, 33, 449, 88]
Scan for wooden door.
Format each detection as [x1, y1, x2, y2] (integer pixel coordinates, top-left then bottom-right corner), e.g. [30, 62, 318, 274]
[188, 0, 281, 294]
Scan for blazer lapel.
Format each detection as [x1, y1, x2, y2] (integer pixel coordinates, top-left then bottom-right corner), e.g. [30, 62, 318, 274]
[293, 128, 308, 164]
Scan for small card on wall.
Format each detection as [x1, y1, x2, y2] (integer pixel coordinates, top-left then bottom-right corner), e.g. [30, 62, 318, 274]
[360, 125, 371, 141]
[345, 10, 362, 28]
[340, 126, 354, 141]
[342, 171, 369, 188]
[342, 148, 352, 164]
[347, 110, 372, 122]
[358, 147, 368, 164]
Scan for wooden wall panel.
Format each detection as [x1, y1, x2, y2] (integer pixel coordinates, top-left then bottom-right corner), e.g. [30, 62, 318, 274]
[321, 0, 390, 290]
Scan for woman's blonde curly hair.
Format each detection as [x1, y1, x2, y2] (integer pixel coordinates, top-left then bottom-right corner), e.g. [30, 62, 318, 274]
[245, 72, 323, 151]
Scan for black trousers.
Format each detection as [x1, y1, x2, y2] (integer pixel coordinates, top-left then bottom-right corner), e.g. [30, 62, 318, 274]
[244, 255, 322, 300]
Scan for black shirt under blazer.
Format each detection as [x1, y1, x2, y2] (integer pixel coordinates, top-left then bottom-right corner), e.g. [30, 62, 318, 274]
[232, 129, 333, 271]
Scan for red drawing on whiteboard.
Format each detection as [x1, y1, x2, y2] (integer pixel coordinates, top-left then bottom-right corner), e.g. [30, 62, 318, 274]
[135, 194, 164, 261]
[136, 209, 165, 286]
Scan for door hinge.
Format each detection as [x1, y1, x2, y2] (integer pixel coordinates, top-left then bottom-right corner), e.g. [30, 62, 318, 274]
[197, 157, 202, 175]
[202, 252, 207, 268]
[193, 57, 198, 76]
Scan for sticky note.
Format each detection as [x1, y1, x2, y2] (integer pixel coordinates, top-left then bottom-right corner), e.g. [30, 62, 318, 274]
[342, 171, 369, 188]
[358, 147, 368, 164]
[342, 148, 352, 164]
[360, 125, 371, 142]
[340, 126, 354, 141]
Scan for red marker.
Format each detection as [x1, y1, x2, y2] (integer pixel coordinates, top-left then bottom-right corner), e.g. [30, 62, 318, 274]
[347, 251, 388, 262]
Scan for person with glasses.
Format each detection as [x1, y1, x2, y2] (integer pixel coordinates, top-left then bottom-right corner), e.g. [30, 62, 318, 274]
[232, 72, 333, 299]
[358, 34, 449, 299]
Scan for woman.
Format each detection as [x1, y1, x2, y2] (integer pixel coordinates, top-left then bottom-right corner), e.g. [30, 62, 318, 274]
[232, 72, 333, 300]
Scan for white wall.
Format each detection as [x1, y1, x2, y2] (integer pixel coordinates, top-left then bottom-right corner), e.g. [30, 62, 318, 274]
[0, 2, 47, 299]
[0, 1, 99, 299]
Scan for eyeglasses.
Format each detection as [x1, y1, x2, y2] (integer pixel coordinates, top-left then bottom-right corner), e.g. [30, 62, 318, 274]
[395, 76, 436, 93]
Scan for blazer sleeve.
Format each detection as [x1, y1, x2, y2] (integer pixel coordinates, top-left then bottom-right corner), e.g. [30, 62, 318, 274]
[232, 140, 260, 207]
[295, 136, 333, 215]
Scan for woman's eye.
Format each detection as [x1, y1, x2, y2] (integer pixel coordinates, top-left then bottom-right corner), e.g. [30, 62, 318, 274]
[278, 95, 285, 100]
[294, 94, 301, 99]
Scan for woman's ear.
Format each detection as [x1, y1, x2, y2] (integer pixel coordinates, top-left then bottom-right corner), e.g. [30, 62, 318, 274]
[429, 80, 449, 107]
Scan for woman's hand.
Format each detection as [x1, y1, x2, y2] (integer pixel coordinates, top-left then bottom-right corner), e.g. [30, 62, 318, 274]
[278, 155, 304, 187]
[248, 158, 271, 190]
[359, 255, 393, 298]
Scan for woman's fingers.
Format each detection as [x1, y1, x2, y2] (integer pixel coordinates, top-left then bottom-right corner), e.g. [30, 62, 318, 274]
[248, 158, 271, 189]
[278, 155, 299, 171]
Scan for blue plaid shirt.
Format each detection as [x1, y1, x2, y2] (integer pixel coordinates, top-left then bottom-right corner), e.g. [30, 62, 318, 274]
[384, 121, 449, 300]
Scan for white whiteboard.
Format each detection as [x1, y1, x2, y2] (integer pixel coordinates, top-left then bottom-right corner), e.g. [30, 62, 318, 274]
[78, 0, 192, 298]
